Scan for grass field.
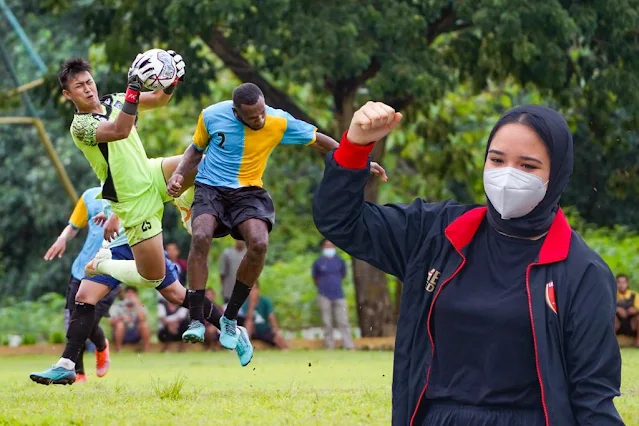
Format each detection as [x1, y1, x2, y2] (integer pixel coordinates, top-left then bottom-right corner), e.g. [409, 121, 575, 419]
[0, 349, 637, 425]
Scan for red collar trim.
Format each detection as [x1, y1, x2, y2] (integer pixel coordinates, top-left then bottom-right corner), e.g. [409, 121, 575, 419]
[445, 207, 572, 264]
[537, 209, 571, 264]
[444, 207, 488, 250]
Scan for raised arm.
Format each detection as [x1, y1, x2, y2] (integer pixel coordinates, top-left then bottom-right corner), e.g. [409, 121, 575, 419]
[565, 261, 624, 425]
[93, 67, 148, 143]
[44, 194, 89, 260]
[312, 102, 445, 281]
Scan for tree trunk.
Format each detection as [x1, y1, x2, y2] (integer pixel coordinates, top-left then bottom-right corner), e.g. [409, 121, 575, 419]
[334, 91, 395, 338]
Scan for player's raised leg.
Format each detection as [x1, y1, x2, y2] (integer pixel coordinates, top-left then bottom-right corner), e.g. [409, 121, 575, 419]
[30, 280, 110, 385]
[182, 213, 217, 343]
[86, 212, 167, 289]
[221, 219, 269, 349]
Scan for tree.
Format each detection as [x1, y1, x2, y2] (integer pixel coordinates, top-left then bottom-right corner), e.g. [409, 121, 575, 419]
[35, 0, 639, 335]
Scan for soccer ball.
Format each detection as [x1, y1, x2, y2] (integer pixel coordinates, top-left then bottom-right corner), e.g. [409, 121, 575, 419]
[137, 48, 177, 91]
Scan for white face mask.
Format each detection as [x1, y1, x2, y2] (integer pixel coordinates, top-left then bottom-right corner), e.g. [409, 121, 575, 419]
[322, 248, 336, 258]
[484, 167, 548, 220]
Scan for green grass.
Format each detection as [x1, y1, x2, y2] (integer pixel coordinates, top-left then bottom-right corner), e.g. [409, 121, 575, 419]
[0, 349, 637, 425]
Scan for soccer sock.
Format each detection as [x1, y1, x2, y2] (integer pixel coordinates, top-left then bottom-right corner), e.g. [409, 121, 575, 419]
[97, 260, 163, 288]
[187, 289, 206, 323]
[224, 280, 252, 320]
[56, 358, 75, 370]
[181, 294, 222, 329]
[90, 323, 107, 352]
[75, 345, 85, 374]
[204, 298, 223, 330]
[61, 303, 96, 368]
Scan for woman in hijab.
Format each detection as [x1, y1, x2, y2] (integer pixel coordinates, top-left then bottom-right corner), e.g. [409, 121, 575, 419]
[313, 102, 623, 426]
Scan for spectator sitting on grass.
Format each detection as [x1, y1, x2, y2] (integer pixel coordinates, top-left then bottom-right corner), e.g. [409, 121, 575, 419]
[157, 296, 190, 352]
[238, 281, 288, 350]
[615, 273, 639, 347]
[109, 286, 150, 352]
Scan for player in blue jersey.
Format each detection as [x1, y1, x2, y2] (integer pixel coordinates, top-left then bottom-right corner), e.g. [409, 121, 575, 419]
[167, 83, 387, 348]
[43, 187, 118, 383]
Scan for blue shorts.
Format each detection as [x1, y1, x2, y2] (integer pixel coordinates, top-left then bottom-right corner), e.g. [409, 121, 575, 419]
[85, 244, 178, 290]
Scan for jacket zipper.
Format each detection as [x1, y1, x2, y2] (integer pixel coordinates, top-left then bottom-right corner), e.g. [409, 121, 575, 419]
[525, 262, 550, 426]
[409, 241, 467, 426]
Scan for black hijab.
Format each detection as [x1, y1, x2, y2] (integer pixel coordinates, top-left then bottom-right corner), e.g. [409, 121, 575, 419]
[484, 105, 574, 238]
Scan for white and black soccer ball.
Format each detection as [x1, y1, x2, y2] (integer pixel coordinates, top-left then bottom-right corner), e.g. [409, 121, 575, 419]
[137, 48, 177, 91]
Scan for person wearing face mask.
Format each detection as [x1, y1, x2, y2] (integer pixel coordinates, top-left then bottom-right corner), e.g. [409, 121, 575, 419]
[313, 102, 623, 426]
[312, 239, 355, 350]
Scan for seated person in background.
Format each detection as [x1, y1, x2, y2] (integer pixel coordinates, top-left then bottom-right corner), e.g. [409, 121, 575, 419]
[204, 288, 221, 350]
[615, 273, 639, 347]
[165, 242, 188, 286]
[157, 296, 190, 352]
[238, 282, 288, 350]
[109, 286, 151, 352]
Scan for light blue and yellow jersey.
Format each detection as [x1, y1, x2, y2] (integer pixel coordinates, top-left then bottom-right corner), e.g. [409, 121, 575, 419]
[69, 187, 105, 280]
[192, 100, 317, 188]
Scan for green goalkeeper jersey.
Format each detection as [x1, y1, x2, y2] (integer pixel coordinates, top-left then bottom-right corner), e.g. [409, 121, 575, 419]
[70, 93, 162, 227]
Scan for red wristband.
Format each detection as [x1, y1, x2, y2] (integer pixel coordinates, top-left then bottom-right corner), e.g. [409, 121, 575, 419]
[125, 87, 140, 104]
[333, 131, 375, 169]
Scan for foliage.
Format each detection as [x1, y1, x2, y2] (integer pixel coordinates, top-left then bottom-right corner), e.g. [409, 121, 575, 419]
[0, 292, 66, 343]
[2, 0, 639, 340]
[565, 207, 639, 280]
[258, 253, 358, 330]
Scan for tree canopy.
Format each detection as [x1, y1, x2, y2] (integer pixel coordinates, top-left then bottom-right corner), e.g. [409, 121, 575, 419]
[2, 0, 639, 334]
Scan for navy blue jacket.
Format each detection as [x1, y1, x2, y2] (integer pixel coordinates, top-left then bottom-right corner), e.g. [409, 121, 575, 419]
[313, 151, 623, 426]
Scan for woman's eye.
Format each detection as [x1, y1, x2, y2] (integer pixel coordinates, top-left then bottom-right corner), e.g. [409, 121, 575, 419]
[490, 158, 503, 164]
[522, 164, 537, 170]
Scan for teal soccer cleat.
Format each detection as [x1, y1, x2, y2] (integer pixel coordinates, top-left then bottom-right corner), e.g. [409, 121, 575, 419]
[235, 326, 254, 367]
[182, 320, 206, 343]
[30, 365, 76, 385]
[219, 316, 239, 350]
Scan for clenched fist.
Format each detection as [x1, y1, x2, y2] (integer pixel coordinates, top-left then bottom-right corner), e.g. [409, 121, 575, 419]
[347, 101, 402, 145]
[167, 173, 184, 197]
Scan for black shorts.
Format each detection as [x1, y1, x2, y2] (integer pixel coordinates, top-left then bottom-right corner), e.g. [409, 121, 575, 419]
[617, 314, 637, 336]
[192, 183, 275, 240]
[66, 276, 119, 319]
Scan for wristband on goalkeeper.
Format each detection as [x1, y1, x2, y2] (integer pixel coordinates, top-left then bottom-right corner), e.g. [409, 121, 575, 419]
[122, 85, 140, 115]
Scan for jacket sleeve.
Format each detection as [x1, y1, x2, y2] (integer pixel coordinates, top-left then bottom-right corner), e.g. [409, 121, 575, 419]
[564, 260, 624, 425]
[312, 134, 447, 282]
